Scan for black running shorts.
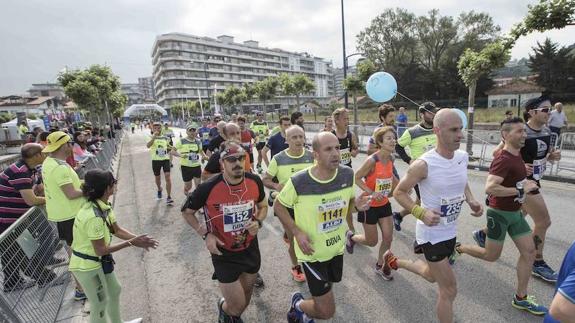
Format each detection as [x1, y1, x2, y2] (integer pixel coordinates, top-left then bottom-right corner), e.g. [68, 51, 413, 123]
[301, 255, 343, 297]
[152, 160, 170, 176]
[255, 142, 266, 151]
[181, 166, 201, 182]
[420, 238, 456, 263]
[358, 203, 392, 225]
[211, 239, 261, 284]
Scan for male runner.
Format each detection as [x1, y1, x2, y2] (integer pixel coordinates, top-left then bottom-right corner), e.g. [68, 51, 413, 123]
[383, 109, 483, 323]
[203, 123, 252, 182]
[367, 104, 396, 155]
[173, 124, 207, 196]
[250, 112, 269, 173]
[393, 102, 438, 232]
[453, 117, 547, 316]
[238, 116, 256, 171]
[331, 108, 359, 168]
[146, 122, 174, 204]
[545, 241, 575, 322]
[161, 122, 175, 168]
[206, 121, 227, 156]
[198, 117, 212, 155]
[209, 114, 223, 140]
[275, 132, 369, 322]
[262, 116, 291, 166]
[473, 95, 561, 282]
[262, 125, 313, 283]
[181, 141, 267, 323]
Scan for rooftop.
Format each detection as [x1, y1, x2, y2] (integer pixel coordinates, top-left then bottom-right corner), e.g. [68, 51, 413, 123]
[485, 79, 545, 95]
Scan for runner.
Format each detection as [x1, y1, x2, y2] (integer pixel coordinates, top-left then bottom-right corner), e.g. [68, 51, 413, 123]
[392, 102, 438, 232]
[173, 124, 207, 196]
[322, 116, 334, 132]
[161, 122, 175, 168]
[544, 241, 575, 322]
[383, 109, 483, 323]
[330, 108, 359, 168]
[130, 121, 135, 134]
[203, 123, 252, 181]
[452, 117, 547, 316]
[473, 95, 561, 283]
[198, 117, 212, 155]
[146, 122, 174, 205]
[262, 125, 314, 283]
[238, 116, 256, 172]
[181, 141, 267, 323]
[275, 132, 369, 322]
[346, 126, 399, 280]
[291, 112, 305, 131]
[209, 114, 223, 141]
[262, 116, 291, 166]
[250, 112, 269, 174]
[367, 104, 396, 155]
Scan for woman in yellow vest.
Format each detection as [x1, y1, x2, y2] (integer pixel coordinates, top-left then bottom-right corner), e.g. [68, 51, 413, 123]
[69, 169, 159, 323]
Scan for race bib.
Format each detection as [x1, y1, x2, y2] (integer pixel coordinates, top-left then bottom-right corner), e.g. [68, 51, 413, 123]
[340, 148, 351, 165]
[156, 147, 167, 157]
[439, 194, 465, 225]
[258, 131, 266, 143]
[223, 202, 254, 233]
[188, 152, 199, 162]
[202, 132, 210, 140]
[317, 199, 346, 233]
[375, 177, 392, 197]
[532, 158, 546, 180]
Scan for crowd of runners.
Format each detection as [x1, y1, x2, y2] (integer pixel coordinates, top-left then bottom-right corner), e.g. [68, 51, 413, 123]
[133, 94, 574, 323]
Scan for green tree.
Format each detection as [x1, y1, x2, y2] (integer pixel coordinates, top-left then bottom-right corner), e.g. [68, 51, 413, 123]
[528, 38, 575, 91]
[278, 73, 296, 110]
[356, 59, 378, 82]
[343, 75, 364, 132]
[254, 77, 279, 116]
[292, 74, 316, 120]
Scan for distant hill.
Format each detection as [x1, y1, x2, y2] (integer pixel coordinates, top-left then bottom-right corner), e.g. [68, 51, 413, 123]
[492, 58, 533, 79]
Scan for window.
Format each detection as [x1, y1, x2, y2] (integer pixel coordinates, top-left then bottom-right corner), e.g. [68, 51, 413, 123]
[510, 98, 517, 107]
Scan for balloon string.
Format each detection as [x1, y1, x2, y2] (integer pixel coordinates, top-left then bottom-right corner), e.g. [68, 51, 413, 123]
[393, 91, 498, 148]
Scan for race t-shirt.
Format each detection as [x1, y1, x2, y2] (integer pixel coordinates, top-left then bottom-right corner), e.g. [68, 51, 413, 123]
[278, 166, 355, 262]
[182, 173, 265, 252]
[198, 126, 212, 146]
[544, 241, 575, 323]
[148, 135, 171, 161]
[488, 150, 527, 211]
[175, 138, 202, 168]
[397, 124, 437, 160]
[240, 129, 256, 151]
[266, 132, 289, 159]
[362, 153, 394, 208]
[250, 121, 269, 143]
[69, 200, 116, 272]
[521, 124, 552, 181]
[267, 149, 314, 185]
[42, 157, 85, 222]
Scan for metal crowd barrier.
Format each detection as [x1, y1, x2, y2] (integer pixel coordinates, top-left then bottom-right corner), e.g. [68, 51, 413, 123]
[0, 129, 124, 323]
[555, 132, 575, 175]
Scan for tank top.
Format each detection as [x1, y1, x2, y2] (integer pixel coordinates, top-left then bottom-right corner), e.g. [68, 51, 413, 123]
[362, 153, 393, 207]
[521, 124, 552, 181]
[416, 149, 468, 244]
[332, 130, 353, 167]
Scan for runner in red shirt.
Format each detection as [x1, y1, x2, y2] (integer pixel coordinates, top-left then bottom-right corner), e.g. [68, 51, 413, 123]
[181, 141, 267, 323]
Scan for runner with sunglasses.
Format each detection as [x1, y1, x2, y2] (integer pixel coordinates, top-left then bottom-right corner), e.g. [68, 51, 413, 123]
[181, 141, 267, 323]
[172, 124, 207, 196]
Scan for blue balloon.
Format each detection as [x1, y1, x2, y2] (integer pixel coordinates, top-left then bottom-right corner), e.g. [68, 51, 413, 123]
[454, 109, 468, 129]
[366, 72, 397, 103]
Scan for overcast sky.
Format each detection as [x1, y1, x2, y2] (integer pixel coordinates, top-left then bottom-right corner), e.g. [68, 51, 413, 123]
[1, 0, 572, 95]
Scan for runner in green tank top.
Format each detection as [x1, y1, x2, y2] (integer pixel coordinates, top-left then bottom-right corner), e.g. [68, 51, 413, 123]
[146, 122, 175, 205]
[250, 111, 269, 173]
[172, 123, 207, 196]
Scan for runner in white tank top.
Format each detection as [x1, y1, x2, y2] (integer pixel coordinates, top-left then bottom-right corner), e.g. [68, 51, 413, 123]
[381, 109, 484, 323]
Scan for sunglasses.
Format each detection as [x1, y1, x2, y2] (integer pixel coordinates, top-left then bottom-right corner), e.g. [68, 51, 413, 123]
[534, 108, 550, 113]
[187, 128, 196, 131]
[223, 155, 245, 163]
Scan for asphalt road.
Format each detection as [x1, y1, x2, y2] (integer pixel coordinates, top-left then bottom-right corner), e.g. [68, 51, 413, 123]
[111, 128, 575, 323]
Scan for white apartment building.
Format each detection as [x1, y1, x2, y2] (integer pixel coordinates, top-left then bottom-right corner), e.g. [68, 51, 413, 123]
[151, 33, 334, 111]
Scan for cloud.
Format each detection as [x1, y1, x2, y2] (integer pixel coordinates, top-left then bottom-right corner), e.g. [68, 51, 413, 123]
[0, 0, 572, 95]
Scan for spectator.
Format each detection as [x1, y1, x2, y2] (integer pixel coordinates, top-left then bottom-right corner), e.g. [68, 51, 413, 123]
[29, 127, 43, 143]
[323, 116, 334, 132]
[69, 169, 157, 323]
[18, 122, 29, 140]
[41, 131, 87, 300]
[72, 131, 94, 162]
[504, 110, 513, 121]
[548, 102, 568, 138]
[0, 143, 56, 292]
[396, 106, 408, 137]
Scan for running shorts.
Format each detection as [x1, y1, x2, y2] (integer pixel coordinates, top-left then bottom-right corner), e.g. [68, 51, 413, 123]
[486, 208, 532, 242]
[420, 238, 456, 263]
[181, 165, 201, 182]
[152, 160, 170, 176]
[56, 218, 75, 246]
[357, 203, 392, 225]
[301, 255, 343, 297]
[211, 239, 261, 284]
[255, 142, 266, 151]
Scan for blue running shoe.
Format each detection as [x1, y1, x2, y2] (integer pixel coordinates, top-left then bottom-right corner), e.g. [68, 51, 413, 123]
[512, 295, 548, 316]
[74, 289, 87, 301]
[287, 292, 314, 323]
[532, 262, 558, 283]
[345, 230, 355, 254]
[472, 229, 486, 248]
[392, 212, 403, 231]
[157, 190, 162, 200]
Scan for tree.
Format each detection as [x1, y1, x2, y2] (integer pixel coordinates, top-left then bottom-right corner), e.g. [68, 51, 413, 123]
[254, 77, 279, 116]
[343, 75, 364, 134]
[278, 73, 296, 110]
[356, 59, 378, 82]
[292, 74, 316, 120]
[528, 38, 575, 92]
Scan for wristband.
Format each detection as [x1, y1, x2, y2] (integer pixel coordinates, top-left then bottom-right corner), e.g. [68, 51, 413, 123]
[411, 205, 425, 220]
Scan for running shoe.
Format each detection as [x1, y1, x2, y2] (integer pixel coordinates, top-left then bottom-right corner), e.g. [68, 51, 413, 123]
[166, 197, 174, 205]
[512, 294, 548, 316]
[157, 190, 162, 200]
[345, 230, 355, 254]
[74, 289, 87, 301]
[448, 242, 461, 265]
[472, 229, 486, 248]
[3, 278, 35, 293]
[375, 263, 393, 281]
[291, 265, 306, 283]
[392, 212, 403, 231]
[268, 191, 277, 207]
[217, 297, 227, 323]
[287, 292, 314, 323]
[256, 164, 263, 174]
[383, 250, 398, 271]
[254, 273, 264, 288]
[532, 261, 558, 283]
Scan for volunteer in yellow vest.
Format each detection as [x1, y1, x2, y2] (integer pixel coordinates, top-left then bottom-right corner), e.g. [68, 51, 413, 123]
[70, 169, 158, 323]
[146, 122, 174, 205]
[392, 102, 438, 232]
[346, 126, 399, 281]
[262, 125, 314, 283]
[42, 131, 86, 300]
[275, 132, 370, 322]
[250, 111, 269, 174]
[172, 123, 207, 196]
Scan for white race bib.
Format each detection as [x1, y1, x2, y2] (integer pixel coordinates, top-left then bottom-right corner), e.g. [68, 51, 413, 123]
[340, 148, 351, 165]
[156, 147, 167, 157]
[317, 199, 347, 233]
[532, 158, 546, 180]
[222, 202, 254, 233]
[375, 177, 392, 197]
[439, 194, 465, 225]
[188, 152, 199, 162]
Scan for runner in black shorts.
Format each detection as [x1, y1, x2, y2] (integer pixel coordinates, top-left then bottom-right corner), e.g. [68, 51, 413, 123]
[181, 141, 267, 323]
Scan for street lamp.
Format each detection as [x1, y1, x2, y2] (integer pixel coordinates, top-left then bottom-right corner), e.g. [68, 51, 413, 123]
[344, 52, 364, 133]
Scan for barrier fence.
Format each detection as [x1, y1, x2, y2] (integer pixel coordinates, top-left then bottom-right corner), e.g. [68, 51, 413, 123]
[0, 130, 124, 323]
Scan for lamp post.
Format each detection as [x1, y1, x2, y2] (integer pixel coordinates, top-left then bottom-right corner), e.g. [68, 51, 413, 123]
[344, 52, 364, 133]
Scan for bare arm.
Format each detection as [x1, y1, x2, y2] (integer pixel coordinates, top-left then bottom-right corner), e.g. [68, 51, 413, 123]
[262, 172, 282, 191]
[492, 141, 504, 158]
[255, 199, 268, 222]
[394, 159, 427, 212]
[60, 183, 83, 200]
[111, 222, 137, 240]
[181, 208, 207, 236]
[262, 146, 270, 166]
[350, 133, 359, 157]
[146, 135, 157, 148]
[354, 158, 375, 194]
[549, 291, 575, 323]
[19, 189, 45, 206]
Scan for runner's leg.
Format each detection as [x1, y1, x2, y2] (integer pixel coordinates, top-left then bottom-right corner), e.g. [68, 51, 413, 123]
[154, 175, 161, 192]
[377, 216, 393, 266]
[511, 234, 536, 297]
[299, 289, 336, 320]
[286, 230, 298, 267]
[396, 258, 435, 282]
[164, 172, 172, 198]
[351, 223, 378, 247]
[522, 194, 551, 260]
[219, 273, 255, 317]
[428, 260, 457, 323]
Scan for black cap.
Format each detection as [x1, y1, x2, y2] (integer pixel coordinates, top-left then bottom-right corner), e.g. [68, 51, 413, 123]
[524, 94, 551, 111]
[419, 102, 437, 113]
